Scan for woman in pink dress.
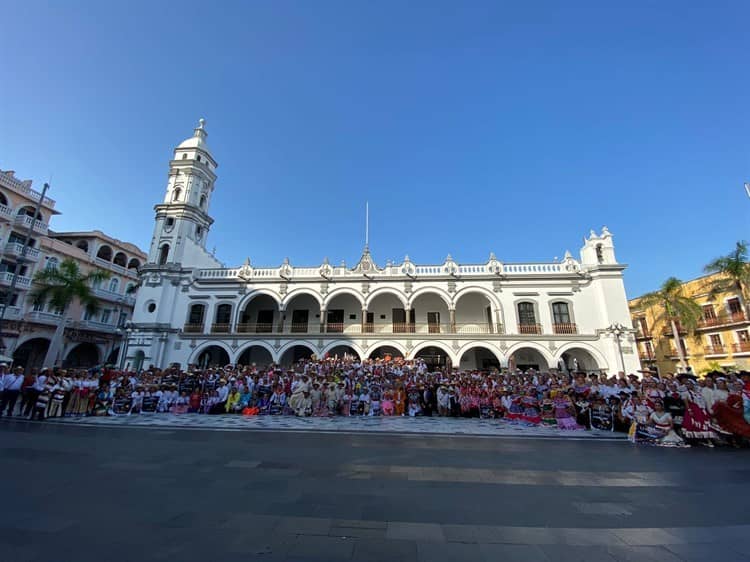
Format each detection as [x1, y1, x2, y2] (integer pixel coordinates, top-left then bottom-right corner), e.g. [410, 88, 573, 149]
[681, 382, 717, 445]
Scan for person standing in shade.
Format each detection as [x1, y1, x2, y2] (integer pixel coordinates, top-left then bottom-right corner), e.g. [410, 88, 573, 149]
[0, 365, 25, 417]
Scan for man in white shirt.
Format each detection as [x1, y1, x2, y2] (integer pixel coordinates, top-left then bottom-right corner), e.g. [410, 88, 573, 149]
[0, 365, 25, 417]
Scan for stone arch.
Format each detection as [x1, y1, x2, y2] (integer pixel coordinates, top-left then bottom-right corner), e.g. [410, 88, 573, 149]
[452, 285, 502, 310]
[453, 286, 502, 334]
[365, 287, 408, 309]
[236, 289, 282, 314]
[12, 337, 51, 370]
[280, 288, 323, 310]
[323, 287, 365, 309]
[189, 342, 233, 367]
[366, 341, 408, 359]
[408, 286, 453, 309]
[320, 340, 365, 359]
[278, 341, 318, 367]
[96, 244, 113, 262]
[113, 252, 127, 267]
[127, 258, 141, 270]
[554, 343, 608, 372]
[235, 342, 276, 367]
[236, 290, 282, 332]
[506, 342, 555, 371]
[408, 341, 456, 365]
[0, 190, 8, 207]
[64, 342, 101, 368]
[457, 342, 505, 370]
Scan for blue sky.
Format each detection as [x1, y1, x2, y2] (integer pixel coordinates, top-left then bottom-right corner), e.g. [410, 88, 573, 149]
[1, 0, 748, 298]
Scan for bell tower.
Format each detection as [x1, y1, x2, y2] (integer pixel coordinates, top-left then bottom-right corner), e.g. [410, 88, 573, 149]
[148, 119, 219, 268]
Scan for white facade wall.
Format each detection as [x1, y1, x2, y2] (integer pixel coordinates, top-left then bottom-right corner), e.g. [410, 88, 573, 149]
[129, 124, 639, 374]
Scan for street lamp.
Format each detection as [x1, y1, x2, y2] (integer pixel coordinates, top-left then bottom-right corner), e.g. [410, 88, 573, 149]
[605, 322, 628, 373]
[119, 321, 135, 370]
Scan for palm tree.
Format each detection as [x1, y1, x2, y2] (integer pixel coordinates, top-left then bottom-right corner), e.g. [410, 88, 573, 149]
[30, 259, 110, 368]
[704, 241, 750, 312]
[639, 277, 702, 370]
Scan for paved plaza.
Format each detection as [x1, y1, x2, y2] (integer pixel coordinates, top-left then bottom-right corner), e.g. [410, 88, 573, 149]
[1, 419, 749, 562]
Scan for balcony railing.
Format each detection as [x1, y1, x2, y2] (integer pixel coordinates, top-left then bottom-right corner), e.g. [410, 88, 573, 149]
[211, 323, 231, 334]
[697, 311, 747, 329]
[552, 322, 578, 335]
[518, 323, 542, 335]
[237, 322, 274, 333]
[635, 329, 652, 339]
[662, 326, 688, 337]
[182, 322, 512, 335]
[668, 347, 690, 358]
[76, 319, 117, 333]
[26, 310, 63, 325]
[639, 353, 655, 362]
[0, 271, 32, 289]
[3, 242, 40, 261]
[703, 345, 727, 356]
[14, 214, 48, 234]
[732, 342, 750, 354]
[0, 204, 13, 221]
[183, 323, 204, 333]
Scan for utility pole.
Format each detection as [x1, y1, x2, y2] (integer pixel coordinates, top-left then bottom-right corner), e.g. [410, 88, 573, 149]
[0, 182, 50, 356]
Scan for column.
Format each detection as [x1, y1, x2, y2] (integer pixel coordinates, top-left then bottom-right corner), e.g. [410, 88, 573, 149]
[361, 307, 367, 333]
[320, 307, 326, 334]
[449, 308, 456, 334]
[277, 308, 285, 333]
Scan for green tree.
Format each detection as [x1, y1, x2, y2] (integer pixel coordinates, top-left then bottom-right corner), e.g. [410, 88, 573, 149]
[704, 240, 750, 311]
[639, 277, 702, 370]
[30, 259, 110, 367]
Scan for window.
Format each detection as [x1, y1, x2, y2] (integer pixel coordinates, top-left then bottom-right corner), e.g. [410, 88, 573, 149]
[638, 317, 649, 336]
[552, 302, 571, 324]
[727, 297, 742, 315]
[33, 300, 45, 312]
[76, 240, 89, 252]
[108, 278, 119, 293]
[215, 304, 232, 324]
[182, 153, 187, 160]
[709, 334, 722, 348]
[595, 244, 604, 264]
[738, 330, 750, 343]
[195, 226, 203, 240]
[172, 188, 181, 201]
[118, 312, 127, 328]
[147, 302, 156, 313]
[83, 308, 94, 321]
[702, 304, 716, 320]
[644, 341, 654, 357]
[517, 302, 536, 325]
[45, 257, 58, 271]
[158, 244, 169, 265]
[101, 309, 111, 324]
[188, 304, 205, 325]
[197, 155, 201, 162]
[199, 194, 207, 209]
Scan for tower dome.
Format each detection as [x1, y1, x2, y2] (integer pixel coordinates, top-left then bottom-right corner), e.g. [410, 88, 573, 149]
[177, 118, 211, 153]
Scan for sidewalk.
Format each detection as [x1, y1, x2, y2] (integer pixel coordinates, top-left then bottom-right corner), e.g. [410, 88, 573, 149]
[43, 413, 627, 439]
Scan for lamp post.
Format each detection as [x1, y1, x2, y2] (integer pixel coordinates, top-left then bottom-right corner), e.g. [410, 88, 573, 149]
[119, 321, 134, 370]
[605, 322, 628, 373]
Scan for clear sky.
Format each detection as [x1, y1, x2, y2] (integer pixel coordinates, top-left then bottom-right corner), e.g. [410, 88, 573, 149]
[1, 0, 748, 298]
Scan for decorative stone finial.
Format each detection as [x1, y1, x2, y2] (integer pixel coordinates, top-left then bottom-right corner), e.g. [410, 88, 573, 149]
[489, 252, 496, 261]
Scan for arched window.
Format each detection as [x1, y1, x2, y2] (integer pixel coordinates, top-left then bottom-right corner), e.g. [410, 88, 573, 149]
[595, 244, 604, 264]
[113, 252, 127, 267]
[96, 245, 113, 261]
[127, 258, 141, 270]
[215, 304, 232, 324]
[199, 194, 207, 209]
[158, 244, 170, 265]
[76, 240, 89, 253]
[182, 153, 188, 160]
[108, 278, 119, 293]
[188, 304, 206, 326]
[551, 302, 570, 324]
[172, 187, 182, 201]
[45, 257, 58, 271]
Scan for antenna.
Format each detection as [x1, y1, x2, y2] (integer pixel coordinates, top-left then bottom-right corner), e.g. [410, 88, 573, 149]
[365, 201, 369, 249]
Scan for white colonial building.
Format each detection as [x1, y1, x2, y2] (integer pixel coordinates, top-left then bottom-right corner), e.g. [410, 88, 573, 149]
[129, 121, 639, 374]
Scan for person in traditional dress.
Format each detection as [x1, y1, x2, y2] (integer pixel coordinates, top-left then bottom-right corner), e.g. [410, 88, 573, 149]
[680, 379, 717, 446]
[635, 400, 688, 447]
[554, 392, 583, 430]
[540, 391, 556, 426]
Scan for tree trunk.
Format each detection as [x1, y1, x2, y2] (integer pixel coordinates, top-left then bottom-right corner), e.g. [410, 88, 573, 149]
[42, 309, 68, 368]
[671, 318, 688, 371]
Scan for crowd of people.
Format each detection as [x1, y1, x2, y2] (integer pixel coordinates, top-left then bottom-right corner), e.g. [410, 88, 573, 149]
[1, 355, 749, 447]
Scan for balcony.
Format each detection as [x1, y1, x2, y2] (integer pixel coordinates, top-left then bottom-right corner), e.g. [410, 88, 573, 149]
[697, 311, 748, 329]
[26, 310, 63, 325]
[211, 323, 231, 334]
[703, 345, 727, 356]
[183, 323, 204, 334]
[552, 322, 578, 335]
[0, 306, 22, 320]
[3, 242, 40, 262]
[662, 326, 687, 337]
[639, 353, 655, 362]
[0, 271, 32, 289]
[14, 214, 48, 235]
[237, 322, 275, 334]
[76, 319, 117, 333]
[668, 347, 690, 358]
[0, 204, 14, 221]
[182, 322, 510, 336]
[732, 342, 750, 354]
[91, 287, 136, 306]
[518, 323, 542, 335]
[635, 329, 652, 340]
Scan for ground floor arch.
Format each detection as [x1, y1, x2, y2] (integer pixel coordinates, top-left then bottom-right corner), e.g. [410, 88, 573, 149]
[13, 337, 50, 370]
[278, 343, 316, 367]
[323, 344, 361, 360]
[410, 343, 453, 369]
[195, 345, 231, 369]
[368, 344, 405, 361]
[458, 345, 502, 371]
[64, 342, 101, 368]
[557, 346, 603, 373]
[236, 344, 275, 368]
[508, 345, 553, 372]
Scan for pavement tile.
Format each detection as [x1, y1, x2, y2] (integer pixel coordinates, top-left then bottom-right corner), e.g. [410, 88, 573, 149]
[555, 528, 627, 546]
[606, 545, 684, 562]
[664, 542, 750, 562]
[274, 515, 332, 536]
[486, 526, 560, 545]
[539, 544, 620, 561]
[353, 538, 418, 562]
[478, 543, 552, 562]
[386, 521, 446, 542]
[287, 535, 355, 561]
[442, 523, 478, 543]
[418, 540, 482, 562]
[611, 527, 684, 546]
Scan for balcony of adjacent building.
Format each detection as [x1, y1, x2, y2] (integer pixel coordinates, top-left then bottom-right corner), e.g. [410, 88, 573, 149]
[93, 245, 142, 279]
[0, 271, 32, 289]
[732, 341, 750, 356]
[703, 345, 728, 357]
[667, 346, 691, 359]
[14, 212, 48, 235]
[3, 242, 40, 262]
[696, 310, 748, 330]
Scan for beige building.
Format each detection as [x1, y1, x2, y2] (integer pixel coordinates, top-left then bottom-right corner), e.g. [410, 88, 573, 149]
[629, 272, 749, 374]
[0, 169, 147, 369]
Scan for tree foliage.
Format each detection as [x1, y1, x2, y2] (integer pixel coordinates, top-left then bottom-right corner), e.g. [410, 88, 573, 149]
[30, 258, 111, 316]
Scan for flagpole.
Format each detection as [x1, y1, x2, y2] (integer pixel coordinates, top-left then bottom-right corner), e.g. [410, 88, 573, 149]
[365, 201, 369, 248]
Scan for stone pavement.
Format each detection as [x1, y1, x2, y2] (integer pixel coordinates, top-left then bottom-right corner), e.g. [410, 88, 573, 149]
[43, 412, 625, 439]
[1, 419, 749, 562]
